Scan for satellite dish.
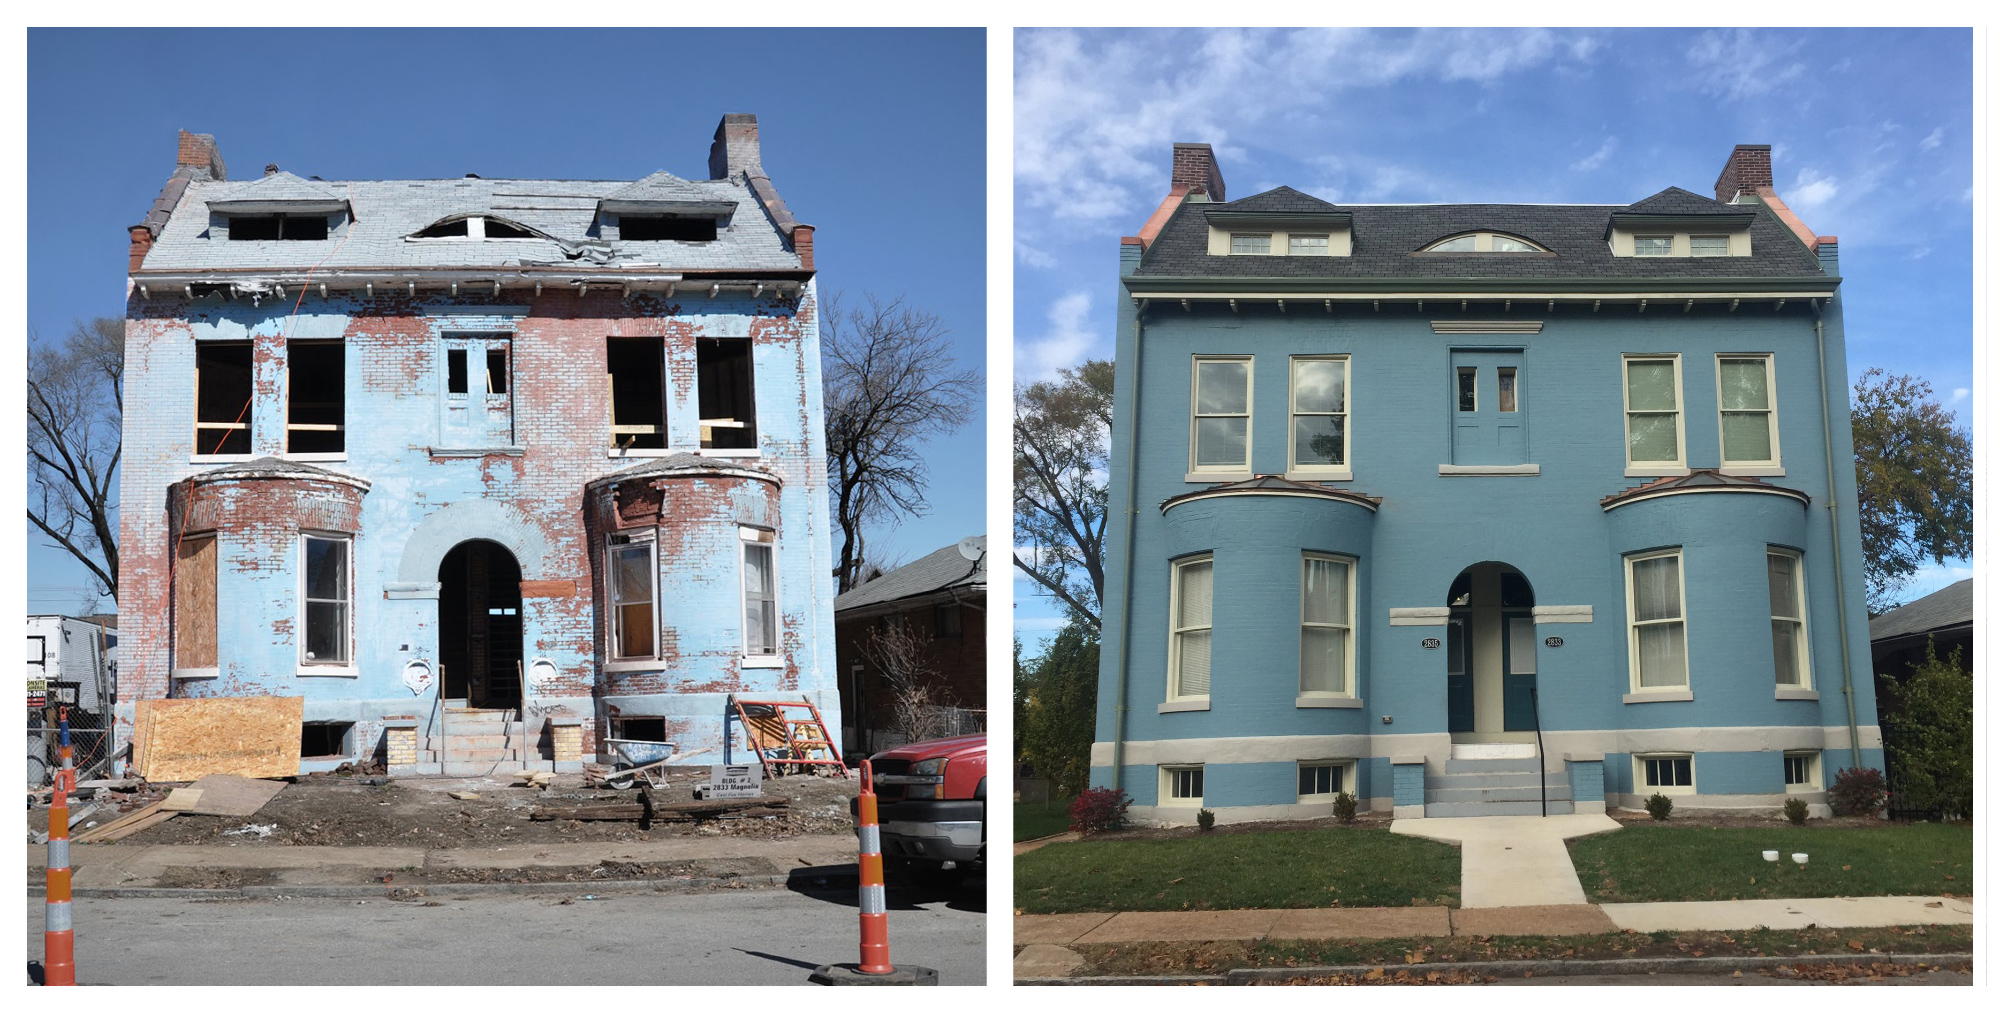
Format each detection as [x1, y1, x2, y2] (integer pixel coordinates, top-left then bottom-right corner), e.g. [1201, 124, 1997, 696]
[956, 536, 984, 562]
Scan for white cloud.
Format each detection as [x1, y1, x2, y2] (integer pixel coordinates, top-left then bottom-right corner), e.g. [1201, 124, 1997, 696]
[1790, 168, 1838, 210]
[1019, 291, 1098, 382]
[1920, 127, 1944, 151]
[1911, 246, 1931, 260]
[1685, 29, 1806, 100]
[1571, 136, 1618, 172]
[1014, 240, 1058, 270]
[1951, 387, 1969, 403]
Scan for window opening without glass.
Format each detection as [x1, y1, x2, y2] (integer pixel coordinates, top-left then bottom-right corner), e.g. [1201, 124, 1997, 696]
[442, 335, 514, 448]
[608, 535, 656, 660]
[1768, 549, 1808, 687]
[698, 338, 756, 450]
[1624, 356, 1682, 466]
[301, 534, 350, 666]
[286, 341, 344, 454]
[230, 215, 328, 241]
[1300, 554, 1352, 696]
[619, 216, 718, 242]
[1192, 358, 1251, 472]
[1718, 356, 1777, 465]
[1628, 551, 1688, 689]
[1170, 556, 1213, 699]
[1289, 357, 1348, 471]
[607, 337, 666, 449]
[195, 342, 254, 455]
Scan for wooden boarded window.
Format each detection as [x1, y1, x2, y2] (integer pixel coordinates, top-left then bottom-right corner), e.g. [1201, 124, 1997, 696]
[175, 535, 218, 670]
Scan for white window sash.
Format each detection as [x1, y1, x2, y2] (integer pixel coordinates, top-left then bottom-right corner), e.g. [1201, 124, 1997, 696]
[1169, 556, 1213, 700]
[1190, 357, 1253, 473]
[608, 539, 658, 661]
[1288, 356, 1350, 474]
[740, 536, 778, 656]
[1716, 354, 1781, 467]
[1626, 550, 1689, 691]
[1623, 355, 1686, 469]
[1299, 553, 1354, 696]
[298, 533, 353, 668]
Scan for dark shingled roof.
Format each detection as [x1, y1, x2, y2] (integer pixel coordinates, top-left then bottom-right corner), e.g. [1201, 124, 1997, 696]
[1135, 185, 1827, 280]
[834, 536, 986, 613]
[1161, 475, 1383, 513]
[1600, 469, 1807, 510]
[1869, 578, 1972, 643]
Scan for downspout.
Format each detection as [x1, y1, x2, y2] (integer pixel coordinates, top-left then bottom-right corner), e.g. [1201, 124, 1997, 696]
[1109, 305, 1145, 790]
[1813, 303, 1864, 771]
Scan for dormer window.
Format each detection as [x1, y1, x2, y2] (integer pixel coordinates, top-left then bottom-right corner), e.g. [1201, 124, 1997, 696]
[619, 216, 718, 242]
[1229, 233, 1272, 255]
[1420, 232, 1547, 254]
[1635, 236, 1673, 256]
[409, 215, 542, 241]
[229, 214, 328, 241]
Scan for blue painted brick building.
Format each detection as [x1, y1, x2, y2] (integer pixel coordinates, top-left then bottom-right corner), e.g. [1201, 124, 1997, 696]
[1093, 142, 1880, 823]
[118, 117, 839, 774]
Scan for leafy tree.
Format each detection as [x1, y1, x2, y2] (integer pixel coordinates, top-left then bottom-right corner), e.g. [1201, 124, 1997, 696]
[1017, 620, 1100, 797]
[1850, 369, 1971, 613]
[1881, 641, 1972, 818]
[822, 294, 980, 593]
[27, 318, 124, 602]
[1014, 359, 1111, 626]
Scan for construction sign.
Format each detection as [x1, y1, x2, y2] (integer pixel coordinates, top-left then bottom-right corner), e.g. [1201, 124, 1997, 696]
[28, 679, 48, 708]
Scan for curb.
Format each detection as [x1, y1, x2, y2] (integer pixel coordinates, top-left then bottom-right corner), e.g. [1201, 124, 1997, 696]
[1016, 951, 1974, 985]
[29, 870, 860, 901]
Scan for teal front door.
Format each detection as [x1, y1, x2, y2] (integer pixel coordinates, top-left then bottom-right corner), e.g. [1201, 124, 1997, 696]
[1502, 613, 1539, 731]
[1450, 349, 1526, 466]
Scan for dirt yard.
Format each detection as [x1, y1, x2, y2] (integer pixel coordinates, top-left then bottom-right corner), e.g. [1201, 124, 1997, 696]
[32, 767, 860, 849]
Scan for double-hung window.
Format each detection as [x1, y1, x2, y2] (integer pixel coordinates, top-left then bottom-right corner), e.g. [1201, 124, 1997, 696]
[740, 527, 778, 661]
[1191, 357, 1252, 475]
[1623, 355, 1685, 471]
[1229, 233, 1271, 255]
[1717, 355, 1779, 468]
[1161, 765, 1204, 806]
[607, 533, 657, 661]
[1300, 554, 1354, 697]
[1168, 555, 1214, 701]
[1626, 549, 1688, 691]
[299, 533, 352, 669]
[1768, 549, 1810, 688]
[1638, 754, 1695, 795]
[1289, 356, 1349, 475]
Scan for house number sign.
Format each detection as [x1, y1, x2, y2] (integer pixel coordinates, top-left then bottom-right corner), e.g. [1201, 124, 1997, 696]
[1544, 636, 1564, 648]
[1420, 637, 1442, 650]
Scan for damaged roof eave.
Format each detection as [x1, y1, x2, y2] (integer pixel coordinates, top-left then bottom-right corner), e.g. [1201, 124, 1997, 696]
[128, 266, 814, 301]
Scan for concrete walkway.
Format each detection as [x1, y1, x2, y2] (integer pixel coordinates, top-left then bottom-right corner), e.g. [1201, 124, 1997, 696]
[1392, 813, 1620, 908]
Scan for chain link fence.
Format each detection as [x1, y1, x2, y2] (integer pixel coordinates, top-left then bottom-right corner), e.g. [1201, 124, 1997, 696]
[25, 690, 112, 788]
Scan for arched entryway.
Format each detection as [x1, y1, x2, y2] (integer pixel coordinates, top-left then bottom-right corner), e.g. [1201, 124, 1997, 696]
[439, 540, 524, 709]
[1444, 562, 1537, 743]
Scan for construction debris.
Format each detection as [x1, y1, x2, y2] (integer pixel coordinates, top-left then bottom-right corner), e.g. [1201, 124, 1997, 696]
[529, 793, 786, 825]
[73, 801, 175, 844]
[134, 696, 304, 781]
[449, 791, 481, 801]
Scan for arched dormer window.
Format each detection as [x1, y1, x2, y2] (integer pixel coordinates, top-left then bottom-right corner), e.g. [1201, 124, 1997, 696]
[408, 214, 547, 241]
[1419, 231, 1549, 254]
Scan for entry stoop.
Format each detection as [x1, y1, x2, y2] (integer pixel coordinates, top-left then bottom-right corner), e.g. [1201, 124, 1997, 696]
[1424, 745, 1573, 817]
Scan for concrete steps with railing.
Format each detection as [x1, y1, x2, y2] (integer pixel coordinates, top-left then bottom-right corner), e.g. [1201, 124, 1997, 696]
[1423, 747, 1574, 817]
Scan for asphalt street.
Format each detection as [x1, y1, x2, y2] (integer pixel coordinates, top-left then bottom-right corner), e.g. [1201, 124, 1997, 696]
[26, 878, 985, 986]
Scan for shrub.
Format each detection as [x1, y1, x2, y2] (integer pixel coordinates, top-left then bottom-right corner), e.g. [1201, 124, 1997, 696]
[1332, 791, 1359, 824]
[1196, 808, 1216, 832]
[1828, 766, 1889, 817]
[1881, 642, 1973, 819]
[1783, 796, 1810, 825]
[1645, 793, 1674, 821]
[1066, 786, 1131, 835]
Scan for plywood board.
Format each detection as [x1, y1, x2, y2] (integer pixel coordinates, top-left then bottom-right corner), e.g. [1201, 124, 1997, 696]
[175, 535, 218, 668]
[135, 696, 304, 782]
[160, 788, 205, 811]
[185, 774, 287, 816]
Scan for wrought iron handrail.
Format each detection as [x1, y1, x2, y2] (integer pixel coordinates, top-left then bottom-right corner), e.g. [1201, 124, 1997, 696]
[1530, 686, 1547, 817]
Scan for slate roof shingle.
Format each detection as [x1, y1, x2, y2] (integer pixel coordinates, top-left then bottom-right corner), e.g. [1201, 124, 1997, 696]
[1869, 578, 1973, 643]
[833, 536, 987, 614]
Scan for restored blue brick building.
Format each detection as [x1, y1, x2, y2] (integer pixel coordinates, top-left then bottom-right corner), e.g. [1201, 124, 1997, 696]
[1093, 142, 1879, 823]
[118, 116, 839, 774]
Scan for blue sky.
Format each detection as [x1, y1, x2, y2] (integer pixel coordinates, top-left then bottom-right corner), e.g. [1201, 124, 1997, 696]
[1012, 27, 1975, 655]
[22, 27, 987, 615]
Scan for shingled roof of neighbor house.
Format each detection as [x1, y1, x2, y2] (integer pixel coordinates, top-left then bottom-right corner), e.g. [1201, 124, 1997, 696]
[1135, 185, 1828, 280]
[133, 169, 803, 275]
[834, 536, 987, 614]
[1869, 578, 1973, 643]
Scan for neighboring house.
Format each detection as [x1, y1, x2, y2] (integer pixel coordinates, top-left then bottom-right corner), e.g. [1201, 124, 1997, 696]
[118, 117, 837, 774]
[1869, 578, 1972, 680]
[1092, 142, 1879, 824]
[832, 536, 987, 755]
[27, 615, 117, 717]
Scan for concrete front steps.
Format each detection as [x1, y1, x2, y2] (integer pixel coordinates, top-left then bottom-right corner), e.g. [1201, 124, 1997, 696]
[389, 704, 581, 776]
[1425, 744, 1573, 817]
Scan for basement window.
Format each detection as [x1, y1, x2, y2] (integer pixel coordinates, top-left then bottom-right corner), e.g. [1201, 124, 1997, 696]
[195, 341, 254, 455]
[230, 215, 328, 241]
[698, 338, 756, 450]
[620, 216, 718, 242]
[300, 721, 353, 758]
[607, 337, 666, 449]
[615, 717, 667, 743]
[287, 341, 345, 455]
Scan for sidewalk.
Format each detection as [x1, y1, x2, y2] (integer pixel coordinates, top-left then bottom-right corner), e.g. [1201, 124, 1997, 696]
[1392, 813, 1619, 907]
[27, 835, 859, 893]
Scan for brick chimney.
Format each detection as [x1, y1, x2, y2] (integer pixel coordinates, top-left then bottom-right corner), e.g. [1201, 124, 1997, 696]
[127, 226, 154, 273]
[708, 113, 761, 180]
[177, 129, 227, 181]
[1713, 144, 1772, 203]
[1172, 142, 1226, 202]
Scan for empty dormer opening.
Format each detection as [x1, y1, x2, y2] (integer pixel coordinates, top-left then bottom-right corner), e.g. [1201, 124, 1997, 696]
[411, 215, 538, 240]
[484, 218, 535, 239]
[619, 215, 718, 242]
[195, 342, 254, 455]
[697, 338, 756, 450]
[414, 217, 471, 238]
[607, 337, 666, 450]
[287, 341, 346, 454]
[230, 214, 329, 241]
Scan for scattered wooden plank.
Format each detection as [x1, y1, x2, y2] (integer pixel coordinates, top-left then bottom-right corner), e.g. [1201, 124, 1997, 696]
[528, 796, 787, 822]
[183, 774, 287, 816]
[84, 810, 177, 843]
[161, 788, 205, 812]
[73, 801, 166, 843]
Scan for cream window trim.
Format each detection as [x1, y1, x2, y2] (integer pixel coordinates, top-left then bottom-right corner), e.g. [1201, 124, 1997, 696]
[1167, 555, 1214, 703]
[1158, 699, 1210, 713]
[1189, 356, 1253, 475]
[1634, 753, 1697, 796]
[1299, 552, 1356, 697]
[1419, 231, 1549, 253]
[1287, 355, 1351, 476]
[1767, 547, 1812, 690]
[1622, 354, 1687, 471]
[1783, 750, 1822, 792]
[1715, 354, 1782, 468]
[1159, 764, 1205, 807]
[1609, 229, 1753, 257]
[1624, 547, 1690, 693]
[1209, 226, 1353, 257]
[1296, 695, 1362, 708]
[1297, 759, 1358, 802]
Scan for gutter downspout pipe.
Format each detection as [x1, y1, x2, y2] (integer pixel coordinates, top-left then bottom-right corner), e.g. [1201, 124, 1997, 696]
[1110, 305, 1146, 790]
[1813, 303, 1864, 772]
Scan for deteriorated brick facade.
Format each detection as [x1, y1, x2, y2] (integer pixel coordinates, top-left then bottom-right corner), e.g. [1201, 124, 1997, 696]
[118, 117, 838, 771]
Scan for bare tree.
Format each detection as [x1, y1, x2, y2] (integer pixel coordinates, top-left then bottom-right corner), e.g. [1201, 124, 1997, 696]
[822, 294, 980, 593]
[861, 619, 950, 745]
[1013, 360, 1112, 627]
[27, 318, 123, 602]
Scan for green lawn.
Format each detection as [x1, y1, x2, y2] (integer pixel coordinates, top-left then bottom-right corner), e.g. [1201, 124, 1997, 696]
[1568, 823, 1973, 904]
[1015, 827, 1461, 913]
[1015, 798, 1077, 842]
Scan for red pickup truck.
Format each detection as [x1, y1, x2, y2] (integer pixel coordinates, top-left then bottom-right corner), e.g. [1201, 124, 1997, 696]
[854, 733, 986, 879]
